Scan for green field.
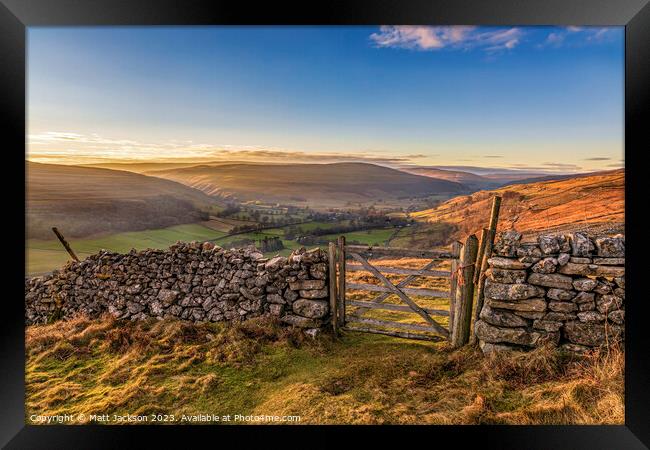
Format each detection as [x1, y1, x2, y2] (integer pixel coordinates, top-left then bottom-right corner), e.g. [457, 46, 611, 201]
[320, 228, 395, 246]
[26, 223, 226, 275]
[292, 220, 349, 232]
[26, 221, 398, 275]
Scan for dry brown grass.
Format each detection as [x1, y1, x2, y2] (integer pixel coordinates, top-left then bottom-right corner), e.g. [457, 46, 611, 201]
[474, 343, 625, 424]
[26, 313, 623, 425]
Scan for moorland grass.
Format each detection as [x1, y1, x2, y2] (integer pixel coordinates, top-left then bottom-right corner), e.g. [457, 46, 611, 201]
[26, 315, 623, 425]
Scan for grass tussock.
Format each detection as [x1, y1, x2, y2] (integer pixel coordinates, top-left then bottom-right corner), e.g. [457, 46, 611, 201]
[26, 316, 623, 425]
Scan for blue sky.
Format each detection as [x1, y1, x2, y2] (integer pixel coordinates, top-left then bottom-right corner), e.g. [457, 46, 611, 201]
[27, 26, 624, 173]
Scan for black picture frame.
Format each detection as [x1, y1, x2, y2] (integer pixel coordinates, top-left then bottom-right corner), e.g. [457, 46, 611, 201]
[2, 0, 648, 447]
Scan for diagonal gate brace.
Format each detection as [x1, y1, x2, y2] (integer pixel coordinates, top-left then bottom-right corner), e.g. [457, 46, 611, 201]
[349, 252, 450, 338]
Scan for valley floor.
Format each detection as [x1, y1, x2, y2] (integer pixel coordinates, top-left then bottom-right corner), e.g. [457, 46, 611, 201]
[26, 316, 623, 425]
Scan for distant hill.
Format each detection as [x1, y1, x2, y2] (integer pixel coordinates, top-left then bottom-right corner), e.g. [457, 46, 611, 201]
[399, 167, 500, 191]
[394, 169, 624, 247]
[144, 162, 465, 209]
[27, 162, 219, 239]
[81, 160, 256, 173]
[398, 166, 580, 192]
[497, 169, 623, 187]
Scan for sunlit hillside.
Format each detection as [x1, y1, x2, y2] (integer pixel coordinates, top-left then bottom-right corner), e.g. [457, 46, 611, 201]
[403, 169, 624, 244]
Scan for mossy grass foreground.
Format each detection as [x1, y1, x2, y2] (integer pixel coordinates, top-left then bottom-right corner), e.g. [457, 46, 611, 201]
[26, 315, 623, 425]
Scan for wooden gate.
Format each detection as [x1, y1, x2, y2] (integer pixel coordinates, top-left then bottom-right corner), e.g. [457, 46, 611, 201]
[327, 197, 501, 347]
[329, 235, 478, 342]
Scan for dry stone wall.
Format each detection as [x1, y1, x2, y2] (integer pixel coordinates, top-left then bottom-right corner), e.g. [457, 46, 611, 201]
[25, 242, 331, 335]
[475, 231, 625, 354]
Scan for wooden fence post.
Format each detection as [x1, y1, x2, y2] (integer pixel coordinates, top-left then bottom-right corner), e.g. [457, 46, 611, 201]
[51, 227, 80, 262]
[451, 234, 479, 348]
[471, 196, 502, 344]
[469, 228, 488, 344]
[337, 236, 346, 327]
[448, 241, 462, 335]
[473, 228, 490, 285]
[328, 241, 338, 335]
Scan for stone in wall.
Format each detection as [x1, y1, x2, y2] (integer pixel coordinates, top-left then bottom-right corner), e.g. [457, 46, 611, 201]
[488, 257, 531, 270]
[570, 232, 595, 256]
[475, 320, 559, 348]
[479, 305, 530, 327]
[484, 268, 527, 284]
[486, 298, 547, 312]
[527, 272, 573, 290]
[557, 263, 625, 278]
[563, 321, 624, 347]
[530, 257, 558, 274]
[594, 236, 625, 257]
[492, 230, 522, 257]
[546, 288, 576, 301]
[484, 279, 544, 300]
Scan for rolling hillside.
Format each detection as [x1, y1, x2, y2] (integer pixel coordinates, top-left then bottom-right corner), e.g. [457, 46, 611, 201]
[395, 169, 624, 246]
[399, 167, 500, 191]
[145, 162, 465, 208]
[27, 162, 220, 239]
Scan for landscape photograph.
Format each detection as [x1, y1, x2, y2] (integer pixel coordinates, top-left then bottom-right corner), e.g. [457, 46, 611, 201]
[25, 25, 625, 425]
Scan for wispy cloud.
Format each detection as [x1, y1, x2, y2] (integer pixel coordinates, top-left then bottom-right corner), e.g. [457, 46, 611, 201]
[583, 157, 612, 161]
[508, 162, 583, 172]
[27, 131, 425, 166]
[370, 26, 523, 53]
[541, 26, 618, 48]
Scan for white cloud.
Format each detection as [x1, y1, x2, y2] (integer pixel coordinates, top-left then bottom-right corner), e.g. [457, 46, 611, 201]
[370, 26, 523, 53]
[542, 26, 617, 47]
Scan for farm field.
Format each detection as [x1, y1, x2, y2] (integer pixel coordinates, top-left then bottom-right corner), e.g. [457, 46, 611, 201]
[319, 228, 396, 246]
[291, 220, 349, 232]
[202, 217, 256, 233]
[26, 223, 226, 275]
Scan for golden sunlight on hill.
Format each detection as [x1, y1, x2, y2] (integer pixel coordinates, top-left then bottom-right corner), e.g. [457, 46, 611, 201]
[411, 169, 624, 240]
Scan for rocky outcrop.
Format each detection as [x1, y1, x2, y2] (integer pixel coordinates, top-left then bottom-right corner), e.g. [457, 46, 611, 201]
[477, 231, 624, 354]
[25, 242, 332, 334]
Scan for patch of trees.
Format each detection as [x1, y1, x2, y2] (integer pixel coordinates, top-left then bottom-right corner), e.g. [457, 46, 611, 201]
[258, 236, 284, 253]
[216, 203, 241, 217]
[294, 216, 408, 241]
[231, 223, 263, 233]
